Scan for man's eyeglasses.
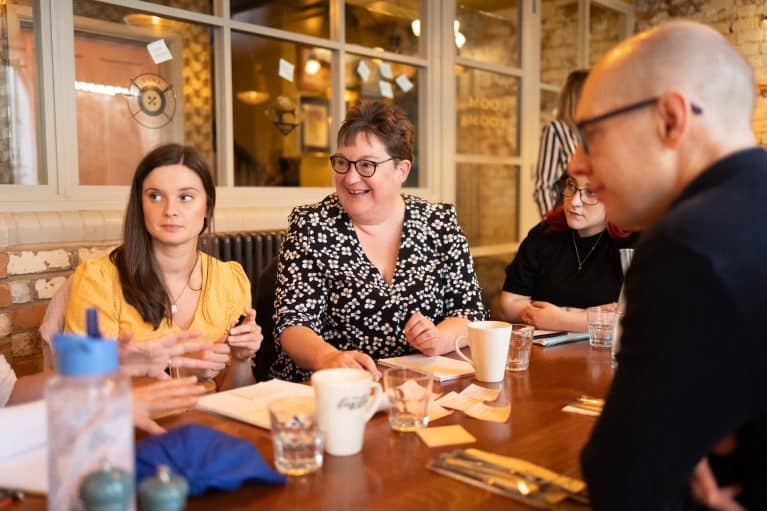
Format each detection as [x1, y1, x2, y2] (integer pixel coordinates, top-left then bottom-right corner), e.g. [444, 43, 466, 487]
[560, 178, 599, 205]
[329, 155, 393, 178]
[575, 97, 703, 153]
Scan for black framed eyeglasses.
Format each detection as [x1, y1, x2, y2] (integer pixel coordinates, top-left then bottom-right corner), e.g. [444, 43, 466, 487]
[329, 155, 394, 178]
[559, 177, 599, 206]
[575, 97, 703, 153]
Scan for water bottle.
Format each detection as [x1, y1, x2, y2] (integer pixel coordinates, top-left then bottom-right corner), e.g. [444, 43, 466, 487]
[46, 309, 135, 511]
[611, 248, 634, 368]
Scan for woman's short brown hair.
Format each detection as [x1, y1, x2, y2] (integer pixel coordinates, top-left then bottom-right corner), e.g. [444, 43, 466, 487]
[337, 101, 414, 161]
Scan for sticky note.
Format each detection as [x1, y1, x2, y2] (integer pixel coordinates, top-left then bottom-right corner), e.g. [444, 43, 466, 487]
[357, 60, 370, 82]
[395, 74, 414, 93]
[147, 39, 172, 64]
[378, 61, 393, 79]
[465, 402, 510, 423]
[379, 81, 394, 98]
[434, 391, 475, 412]
[417, 425, 476, 447]
[278, 58, 295, 82]
[459, 384, 500, 402]
[427, 403, 454, 422]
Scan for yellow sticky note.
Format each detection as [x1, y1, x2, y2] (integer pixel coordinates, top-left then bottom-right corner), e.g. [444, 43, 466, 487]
[416, 425, 477, 447]
[465, 402, 510, 423]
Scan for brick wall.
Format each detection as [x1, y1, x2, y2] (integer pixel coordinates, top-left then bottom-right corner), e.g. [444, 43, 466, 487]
[636, 0, 767, 143]
[0, 242, 118, 376]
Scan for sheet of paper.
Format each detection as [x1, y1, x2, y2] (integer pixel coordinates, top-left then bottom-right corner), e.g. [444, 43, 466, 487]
[357, 60, 371, 81]
[0, 400, 46, 460]
[395, 74, 414, 92]
[464, 402, 510, 423]
[427, 403, 454, 423]
[459, 384, 500, 402]
[378, 354, 474, 381]
[379, 81, 394, 98]
[417, 425, 476, 447]
[434, 391, 476, 412]
[278, 58, 295, 82]
[146, 39, 172, 64]
[0, 445, 47, 494]
[197, 379, 313, 429]
[378, 61, 393, 79]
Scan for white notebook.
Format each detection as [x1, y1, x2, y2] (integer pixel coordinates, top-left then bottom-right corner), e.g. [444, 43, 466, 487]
[197, 379, 313, 429]
[378, 354, 474, 382]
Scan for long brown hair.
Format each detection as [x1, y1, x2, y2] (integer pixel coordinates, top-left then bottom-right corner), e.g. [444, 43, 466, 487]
[557, 69, 590, 131]
[110, 143, 216, 329]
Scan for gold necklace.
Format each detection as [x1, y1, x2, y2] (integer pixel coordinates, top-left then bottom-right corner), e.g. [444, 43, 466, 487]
[169, 251, 200, 315]
[572, 231, 603, 271]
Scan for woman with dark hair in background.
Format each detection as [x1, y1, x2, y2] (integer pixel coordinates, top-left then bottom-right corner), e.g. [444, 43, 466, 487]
[534, 69, 590, 217]
[64, 143, 262, 391]
[501, 172, 636, 332]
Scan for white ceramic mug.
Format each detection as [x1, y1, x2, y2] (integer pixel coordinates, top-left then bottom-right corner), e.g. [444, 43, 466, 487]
[454, 321, 512, 382]
[311, 368, 383, 456]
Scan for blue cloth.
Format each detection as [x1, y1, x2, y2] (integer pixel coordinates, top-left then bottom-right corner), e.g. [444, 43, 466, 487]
[136, 424, 286, 495]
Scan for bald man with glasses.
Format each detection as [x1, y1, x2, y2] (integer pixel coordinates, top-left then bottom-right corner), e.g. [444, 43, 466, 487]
[570, 21, 767, 511]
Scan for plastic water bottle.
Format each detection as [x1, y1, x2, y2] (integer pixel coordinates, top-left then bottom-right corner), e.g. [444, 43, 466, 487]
[611, 248, 634, 368]
[46, 309, 135, 511]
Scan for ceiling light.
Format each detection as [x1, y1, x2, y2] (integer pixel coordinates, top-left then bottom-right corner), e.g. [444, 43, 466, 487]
[411, 19, 421, 37]
[455, 31, 466, 49]
[236, 90, 270, 105]
[305, 58, 321, 75]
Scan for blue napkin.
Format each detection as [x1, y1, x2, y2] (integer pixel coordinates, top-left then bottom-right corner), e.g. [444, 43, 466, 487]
[136, 424, 286, 495]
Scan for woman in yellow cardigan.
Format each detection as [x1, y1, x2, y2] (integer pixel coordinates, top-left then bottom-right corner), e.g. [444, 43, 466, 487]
[65, 143, 262, 390]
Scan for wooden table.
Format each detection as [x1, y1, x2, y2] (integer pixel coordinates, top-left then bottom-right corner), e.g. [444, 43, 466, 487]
[17, 342, 613, 511]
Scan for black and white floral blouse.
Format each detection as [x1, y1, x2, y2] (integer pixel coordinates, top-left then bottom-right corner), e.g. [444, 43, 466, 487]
[270, 193, 487, 382]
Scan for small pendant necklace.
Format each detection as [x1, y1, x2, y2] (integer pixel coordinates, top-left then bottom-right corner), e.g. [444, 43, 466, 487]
[572, 231, 604, 271]
[169, 251, 200, 315]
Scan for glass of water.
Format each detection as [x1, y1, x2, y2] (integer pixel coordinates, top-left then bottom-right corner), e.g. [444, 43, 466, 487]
[587, 305, 616, 348]
[383, 367, 433, 432]
[268, 396, 324, 476]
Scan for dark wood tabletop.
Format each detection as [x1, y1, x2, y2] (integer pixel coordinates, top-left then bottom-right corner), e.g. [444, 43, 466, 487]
[15, 342, 614, 511]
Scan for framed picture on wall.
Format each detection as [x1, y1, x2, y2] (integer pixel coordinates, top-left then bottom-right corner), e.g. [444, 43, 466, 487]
[300, 97, 329, 153]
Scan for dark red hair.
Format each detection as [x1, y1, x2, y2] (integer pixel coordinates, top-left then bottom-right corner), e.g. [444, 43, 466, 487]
[543, 204, 632, 238]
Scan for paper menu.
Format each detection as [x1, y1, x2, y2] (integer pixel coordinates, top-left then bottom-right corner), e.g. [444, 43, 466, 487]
[377, 354, 474, 381]
[0, 400, 48, 494]
[197, 379, 313, 429]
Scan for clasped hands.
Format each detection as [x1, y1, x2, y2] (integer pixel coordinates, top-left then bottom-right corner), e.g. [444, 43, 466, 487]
[315, 311, 446, 381]
[119, 307, 263, 380]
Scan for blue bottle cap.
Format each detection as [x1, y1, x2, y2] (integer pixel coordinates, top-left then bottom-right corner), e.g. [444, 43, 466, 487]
[53, 333, 119, 376]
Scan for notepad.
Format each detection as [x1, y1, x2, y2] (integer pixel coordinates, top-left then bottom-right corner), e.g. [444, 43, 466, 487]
[197, 379, 313, 429]
[378, 354, 474, 381]
[533, 330, 589, 347]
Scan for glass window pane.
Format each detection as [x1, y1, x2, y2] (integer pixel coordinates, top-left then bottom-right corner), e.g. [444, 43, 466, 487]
[0, 1, 42, 185]
[456, 1, 519, 68]
[345, 0, 421, 56]
[73, 1, 216, 186]
[232, 1, 330, 39]
[232, 32, 333, 187]
[456, 68, 519, 157]
[137, 0, 213, 15]
[590, 5, 625, 65]
[456, 163, 519, 245]
[541, 89, 558, 133]
[541, 0, 577, 86]
[344, 54, 422, 187]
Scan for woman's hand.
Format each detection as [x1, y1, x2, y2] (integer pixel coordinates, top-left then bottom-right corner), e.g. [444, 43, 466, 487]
[132, 377, 206, 435]
[521, 301, 586, 331]
[316, 350, 381, 381]
[226, 307, 263, 364]
[118, 330, 214, 379]
[404, 311, 443, 356]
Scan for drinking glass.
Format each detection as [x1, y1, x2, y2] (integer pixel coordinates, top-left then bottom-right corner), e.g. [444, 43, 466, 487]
[587, 306, 616, 348]
[383, 367, 433, 432]
[507, 324, 534, 371]
[268, 396, 324, 475]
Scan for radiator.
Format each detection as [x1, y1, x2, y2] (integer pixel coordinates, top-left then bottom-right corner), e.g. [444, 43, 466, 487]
[200, 231, 285, 286]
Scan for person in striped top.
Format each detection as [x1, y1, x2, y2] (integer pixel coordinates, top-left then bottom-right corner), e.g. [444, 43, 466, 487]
[534, 69, 589, 217]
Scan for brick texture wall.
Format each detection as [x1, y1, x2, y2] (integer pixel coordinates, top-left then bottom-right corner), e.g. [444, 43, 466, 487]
[0, 242, 118, 376]
[636, 0, 767, 143]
